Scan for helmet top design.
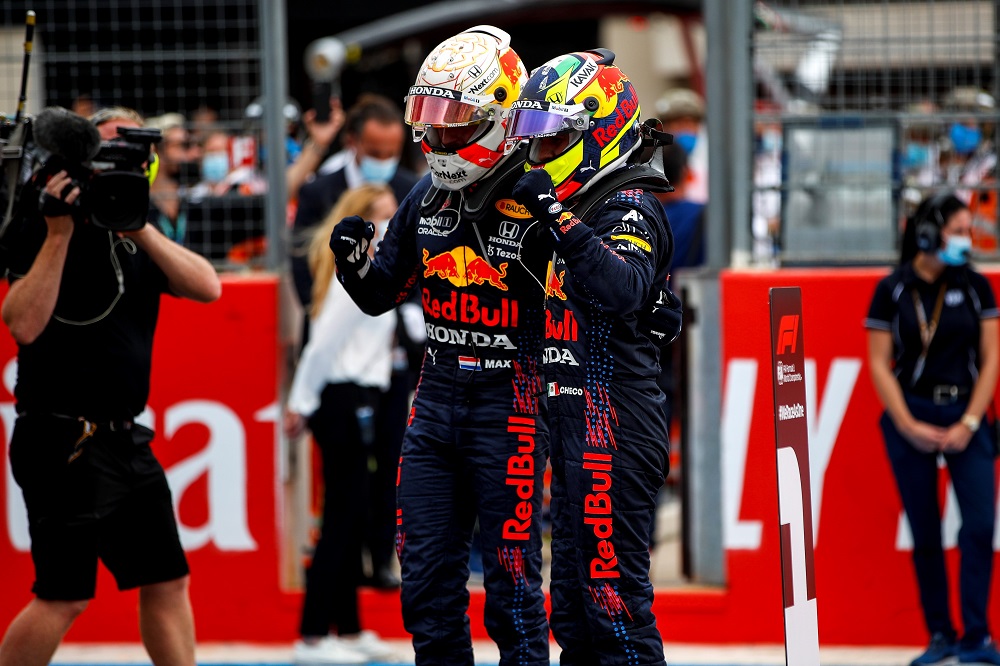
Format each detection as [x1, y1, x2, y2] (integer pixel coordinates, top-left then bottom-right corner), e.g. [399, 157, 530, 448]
[404, 25, 527, 191]
[505, 49, 642, 201]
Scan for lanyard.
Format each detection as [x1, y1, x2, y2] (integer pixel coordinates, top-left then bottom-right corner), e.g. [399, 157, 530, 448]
[910, 283, 947, 385]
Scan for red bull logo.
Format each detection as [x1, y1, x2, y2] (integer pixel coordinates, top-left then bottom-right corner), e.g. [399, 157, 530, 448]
[546, 309, 578, 341]
[595, 66, 627, 101]
[499, 48, 523, 88]
[593, 96, 638, 149]
[422, 248, 461, 279]
[545, 264, 567, 300]
[422, 288, 518, 328]
[422, 246, 509, 290]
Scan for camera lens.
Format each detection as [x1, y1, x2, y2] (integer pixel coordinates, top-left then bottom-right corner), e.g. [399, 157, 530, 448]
[88, 172, 149, 231]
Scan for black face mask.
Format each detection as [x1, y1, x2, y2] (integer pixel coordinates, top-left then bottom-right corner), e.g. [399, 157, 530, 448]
[176, 160, 201, 187]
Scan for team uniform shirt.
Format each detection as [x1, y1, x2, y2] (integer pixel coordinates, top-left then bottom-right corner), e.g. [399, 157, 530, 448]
[544, 186, 673, 666]
[0, 208, 188, 602]
[336, 150, 552, 665]
[865, 263, 998, 394]
[1, 216, 170, 420]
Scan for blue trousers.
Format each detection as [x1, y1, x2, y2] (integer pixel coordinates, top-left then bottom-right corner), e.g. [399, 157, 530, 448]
[881, 394, 996, 645]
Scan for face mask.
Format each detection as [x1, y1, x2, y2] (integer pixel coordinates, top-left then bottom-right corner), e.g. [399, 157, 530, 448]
[903, 143, 930, 170]
[759, 130, 780, 153]
[937, 234, 972, 266]
[371, 218, 390, 245]
[949, 123, 981, 156]
[201, 152, 229, 184]
[359, 156, 399, 184]
[674, 132, 697, 155]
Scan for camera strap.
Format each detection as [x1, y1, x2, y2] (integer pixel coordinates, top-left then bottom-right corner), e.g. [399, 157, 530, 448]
[51, 231, 135, 326]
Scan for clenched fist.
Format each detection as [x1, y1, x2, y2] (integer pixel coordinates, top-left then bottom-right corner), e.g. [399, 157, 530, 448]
[330, 215, 375, 276]
[512, 168, 564, 226]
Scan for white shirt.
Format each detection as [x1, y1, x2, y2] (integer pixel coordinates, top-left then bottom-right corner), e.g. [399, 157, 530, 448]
[286, 275, 395, 417]
[317, 148, 357, 179]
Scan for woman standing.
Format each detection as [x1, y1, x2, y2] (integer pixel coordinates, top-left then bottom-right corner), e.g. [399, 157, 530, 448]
[866, 192, 1000, 666]
[285, 184, 399, 665]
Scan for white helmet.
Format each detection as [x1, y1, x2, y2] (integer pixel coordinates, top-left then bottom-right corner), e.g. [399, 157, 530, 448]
[404, 25, 527, 190]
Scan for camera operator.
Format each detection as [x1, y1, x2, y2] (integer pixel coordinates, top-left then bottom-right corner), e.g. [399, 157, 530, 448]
[0, 106, 221, 666]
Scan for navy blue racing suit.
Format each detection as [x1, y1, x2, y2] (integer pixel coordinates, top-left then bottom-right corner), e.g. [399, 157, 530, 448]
[541, 184, 673, 666]
[335, 152, 551, 666]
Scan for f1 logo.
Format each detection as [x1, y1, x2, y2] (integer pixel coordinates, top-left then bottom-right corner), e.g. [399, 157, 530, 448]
[776, 315, 800, 355]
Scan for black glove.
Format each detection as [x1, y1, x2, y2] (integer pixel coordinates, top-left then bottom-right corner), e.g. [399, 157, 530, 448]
[330, 215, 375, 275]
[512, 169, 565, 226]
[638, 285, 683, 348]
[514, 169, 591, 251]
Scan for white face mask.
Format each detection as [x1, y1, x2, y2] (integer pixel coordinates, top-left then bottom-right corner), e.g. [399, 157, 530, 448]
[371, 218, 390, 248]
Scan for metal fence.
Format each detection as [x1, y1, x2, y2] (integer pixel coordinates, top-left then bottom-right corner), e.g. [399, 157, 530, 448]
[0, 0, 274, 272]
[752, 0, 999, 265]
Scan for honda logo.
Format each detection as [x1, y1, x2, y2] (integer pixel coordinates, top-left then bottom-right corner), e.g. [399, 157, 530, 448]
[499, 221, 519, 239]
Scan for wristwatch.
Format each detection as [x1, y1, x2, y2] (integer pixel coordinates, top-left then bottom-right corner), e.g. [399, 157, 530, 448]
[960, 413, 981, 433]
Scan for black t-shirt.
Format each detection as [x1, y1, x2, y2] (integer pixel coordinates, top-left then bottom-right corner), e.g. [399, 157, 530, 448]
[0, 212, 170, 420]
[865, 263, 998, 393]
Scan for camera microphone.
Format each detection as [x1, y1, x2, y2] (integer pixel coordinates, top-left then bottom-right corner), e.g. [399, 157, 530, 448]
[33, 106, 101, 164]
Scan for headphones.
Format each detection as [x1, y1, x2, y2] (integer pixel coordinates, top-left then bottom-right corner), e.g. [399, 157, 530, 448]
[914, 192, 952, 253]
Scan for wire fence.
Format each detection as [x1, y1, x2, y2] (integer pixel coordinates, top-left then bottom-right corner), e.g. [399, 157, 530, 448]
[0, 0, 274, 271]
[752, 0, 999, 265]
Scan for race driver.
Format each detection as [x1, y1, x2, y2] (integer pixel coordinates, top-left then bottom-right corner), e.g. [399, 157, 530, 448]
[329, 25, 551, 666]
[507, 49, 675, 666]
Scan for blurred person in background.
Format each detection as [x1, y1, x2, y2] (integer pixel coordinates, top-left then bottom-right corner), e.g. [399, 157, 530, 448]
[647, 142, 705, 549]
[942, 87, 997, 253]
[286, 98, 346, 202]
[285, 184, 400, 665]
[507, 48, 674, 666]
[244, 96, 306, 166]
[942, 87, 996, 192]
[751, 108, 782, 266]
[291, 95, 419, 346]
[0, 106, 221, 666]
[189, 104, 220, 146]
[189, 130, 235, 198]
[71, 93, 97, 119]
[331, 25, 551, 665]
[656, 87, 708, 204]
[866, 192, 1000, 666]
[147, 113, 201, 242]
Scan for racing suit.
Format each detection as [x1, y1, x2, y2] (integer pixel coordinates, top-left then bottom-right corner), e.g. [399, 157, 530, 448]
[530, 179, 674, 666]
[335, 150, 551, 666]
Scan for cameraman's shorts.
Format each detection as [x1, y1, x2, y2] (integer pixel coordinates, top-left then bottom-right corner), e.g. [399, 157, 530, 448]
[8, 413, 190, 601]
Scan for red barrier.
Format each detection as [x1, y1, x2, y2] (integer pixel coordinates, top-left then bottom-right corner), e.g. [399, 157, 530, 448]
[0, 275, 299, 642]
[1, 269, 997, 646]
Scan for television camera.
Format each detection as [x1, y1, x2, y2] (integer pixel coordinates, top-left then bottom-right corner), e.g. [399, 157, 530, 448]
[1, 11, 161, 238]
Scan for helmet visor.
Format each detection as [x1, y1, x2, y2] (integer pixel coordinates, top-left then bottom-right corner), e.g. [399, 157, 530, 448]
[404, 86, 490, 127]
[504, 101, 589, 142]
[424, 122, 491, 152]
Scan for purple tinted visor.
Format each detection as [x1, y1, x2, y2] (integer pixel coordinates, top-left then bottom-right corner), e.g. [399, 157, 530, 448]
[404, 94, 488, 127]
[505, 108, 569, 141]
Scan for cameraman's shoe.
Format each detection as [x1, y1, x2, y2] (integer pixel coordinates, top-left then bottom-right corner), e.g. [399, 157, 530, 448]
[959, 636, 1000, 665]
[911, 633, 958, 666]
